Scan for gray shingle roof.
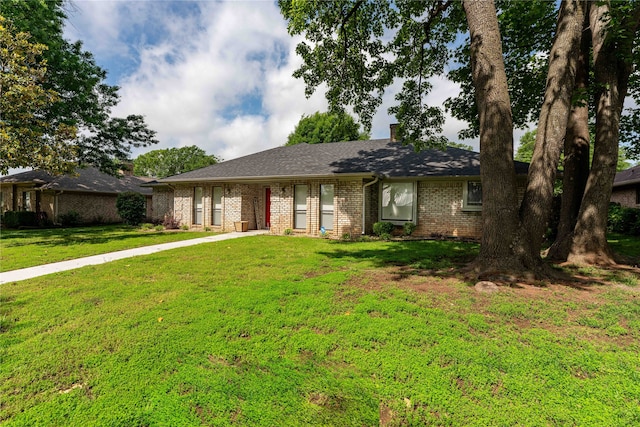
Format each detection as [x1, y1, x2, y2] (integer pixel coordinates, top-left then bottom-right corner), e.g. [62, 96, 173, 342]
[0, 167, 152, 195]
[160, 139, 529, 182]
[613, 165, 640, 187]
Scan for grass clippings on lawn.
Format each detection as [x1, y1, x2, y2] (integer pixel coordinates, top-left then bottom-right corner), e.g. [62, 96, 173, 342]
[1, 236, 639, 426]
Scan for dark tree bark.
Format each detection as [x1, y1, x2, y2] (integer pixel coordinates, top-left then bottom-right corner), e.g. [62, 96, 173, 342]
[567, 2, 635, 265]
[462, 0, 524, 278]
[519, 0, 586, 263]
[546, 7, 591, 261]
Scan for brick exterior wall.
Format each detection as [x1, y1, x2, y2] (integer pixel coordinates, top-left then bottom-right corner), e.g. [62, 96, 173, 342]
[611, 186, 640, 208]
[1, 184, 151, 224]
[415, 181, 482, 238]
[152, 187, 174, 221]
[165, 178, 530, 240]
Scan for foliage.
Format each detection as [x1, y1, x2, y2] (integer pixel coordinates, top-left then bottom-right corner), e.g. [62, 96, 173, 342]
[0, 224, 212, 272]
[0, 1, 158, 175]
[57, 210, 81, 227]
[402, 222, 417, 236]
[0, 210, 37, 228]
[116, 192, 146, 226]
[133, 146, 221, 178]
[162, 214, 180, 230]
[0, 15, 76, 175]
[373, 221, 395, 237]
[286, 111, 369, 146]
[1, 237, 640, 425]
[608, 204, 640, 236]
[284, 228, 293, 235]
[516, 130, 632, 171]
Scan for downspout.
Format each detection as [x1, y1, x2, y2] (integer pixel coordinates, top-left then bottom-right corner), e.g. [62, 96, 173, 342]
[362, 176, 380, 235]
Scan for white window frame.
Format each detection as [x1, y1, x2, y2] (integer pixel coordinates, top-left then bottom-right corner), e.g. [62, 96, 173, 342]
[379, 181, 417, 224]
[212, 186, 222, 226]
[462, 181, 482, 211]
[193, 186, 203, 225]
[320, 184, 334, 231]
[294, 184, 308, 229]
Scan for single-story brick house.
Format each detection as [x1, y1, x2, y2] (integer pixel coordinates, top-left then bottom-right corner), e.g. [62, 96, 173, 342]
[0, 167, 153, 224]
[150, 126, 529, 239]
[611, 165, 640, 208]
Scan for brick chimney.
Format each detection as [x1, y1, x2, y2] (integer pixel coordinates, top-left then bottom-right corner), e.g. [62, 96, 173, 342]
[390, 123, 399, 142]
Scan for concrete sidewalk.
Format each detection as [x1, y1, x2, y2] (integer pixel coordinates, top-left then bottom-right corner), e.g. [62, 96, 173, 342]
[0, 230, 269, 285]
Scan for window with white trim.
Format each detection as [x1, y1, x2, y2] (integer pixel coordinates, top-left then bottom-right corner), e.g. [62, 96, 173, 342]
[463, 181, 482, 211]
[212, 186, 222, 226]
[294, 185, 308, 229]
[193, 187, 203, 225]
[320, 184, 334, 230]
[381, 182, 416, 222]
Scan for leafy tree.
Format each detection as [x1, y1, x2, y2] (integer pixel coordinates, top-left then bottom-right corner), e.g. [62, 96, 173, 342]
[116, 192, 146, 226]
[286, 111, 369, 146]
[133, 146, 221, 178]
[0, 0, 158, 175]
[0, 15, 75, 174]
[279, 0, 640, 278]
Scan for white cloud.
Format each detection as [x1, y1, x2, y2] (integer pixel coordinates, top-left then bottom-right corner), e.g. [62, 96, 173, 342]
[62, 0, 476, 163]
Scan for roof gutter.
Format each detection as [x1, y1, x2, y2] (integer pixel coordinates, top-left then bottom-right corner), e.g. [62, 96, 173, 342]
[158, 172, 375, 184]
[362, 176, 380, 234]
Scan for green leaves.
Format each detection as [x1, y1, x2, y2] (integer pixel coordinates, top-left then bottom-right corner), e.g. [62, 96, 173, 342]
[0, 0, 158, 175]
[133, 146, 221, 178]
[286, 111, 368, 145]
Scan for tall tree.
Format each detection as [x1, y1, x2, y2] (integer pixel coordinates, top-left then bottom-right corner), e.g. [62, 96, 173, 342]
[0, 0, 157, 175]
[133, 146, 221, 179]
[0, 16, 75, 174]
[280, 0, 639, 276]
[286, 111, 369, 145]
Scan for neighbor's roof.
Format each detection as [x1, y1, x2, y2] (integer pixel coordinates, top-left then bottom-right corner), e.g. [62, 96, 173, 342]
[613, 165, 640, 187]
[0, 167, 153, 195]
[160, 139, 530, 183]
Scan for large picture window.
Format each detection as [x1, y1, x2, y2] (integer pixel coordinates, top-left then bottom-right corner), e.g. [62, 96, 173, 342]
[212, 186, 222, 226]
[294, 185, 308, 229]
[381, 182, 415, 222]
[320, 184, 334, 230]
[193, 187, 203, 225]
[463, 181, 482, 211]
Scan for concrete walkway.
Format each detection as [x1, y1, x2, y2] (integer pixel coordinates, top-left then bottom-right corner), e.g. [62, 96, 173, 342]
[0, 230, 269, 285]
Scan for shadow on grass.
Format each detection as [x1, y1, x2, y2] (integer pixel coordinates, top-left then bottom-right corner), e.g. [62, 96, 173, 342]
[1, 225, 171, 249]
[321, 239, 479, 272]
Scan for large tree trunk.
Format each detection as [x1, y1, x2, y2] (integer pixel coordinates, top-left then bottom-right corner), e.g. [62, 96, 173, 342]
[546, 7, 591, 261]
[566, 2, 635, 265]
[463, 0, 529, 278]
[519, 0, 585, 262]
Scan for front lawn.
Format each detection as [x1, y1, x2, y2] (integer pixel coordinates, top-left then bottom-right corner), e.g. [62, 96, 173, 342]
[1, 236, 639, 425]
[0, 225, 213, 272]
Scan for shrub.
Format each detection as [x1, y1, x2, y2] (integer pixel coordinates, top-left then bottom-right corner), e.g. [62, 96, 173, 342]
[154, 225, 165, 231]
[58, 211, 81, 227]
[403, 222, 417, 236]
[180, 224, 190, 231]
[341, 232, 351, 241]
[162, 214, 180, 230]
[116, 192, 147, 225]
[608, 203, 640, 235]
[284, 228, 293, 235]
[379, 232, 392, 241]
[1, 211, 38, 228]
[373, 221, 394, 236]
[140, 223, 154, 230]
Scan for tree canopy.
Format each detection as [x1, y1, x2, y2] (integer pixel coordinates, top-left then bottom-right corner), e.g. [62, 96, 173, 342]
[286, 111, 369, 146]
[280, 0, 640, 277]
[0, 0, 157, 175]
[133, 146, 221, 179]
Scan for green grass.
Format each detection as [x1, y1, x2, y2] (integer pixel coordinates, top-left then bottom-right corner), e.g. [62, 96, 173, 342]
[608, 232, 640, 260]
[1, 236, 640, 426]
[0, 225, 213, 272]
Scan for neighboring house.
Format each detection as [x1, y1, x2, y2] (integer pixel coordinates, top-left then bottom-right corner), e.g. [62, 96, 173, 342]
[611, 165, 640, 208]
[0, 167, 153, 224]
[150, 125, 529, 239]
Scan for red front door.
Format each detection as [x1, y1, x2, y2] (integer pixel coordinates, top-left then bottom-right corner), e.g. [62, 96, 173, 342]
[265, 188, 271, 228]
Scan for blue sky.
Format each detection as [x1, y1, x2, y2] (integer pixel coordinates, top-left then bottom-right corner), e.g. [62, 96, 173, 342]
[63, 0, 473, 161]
